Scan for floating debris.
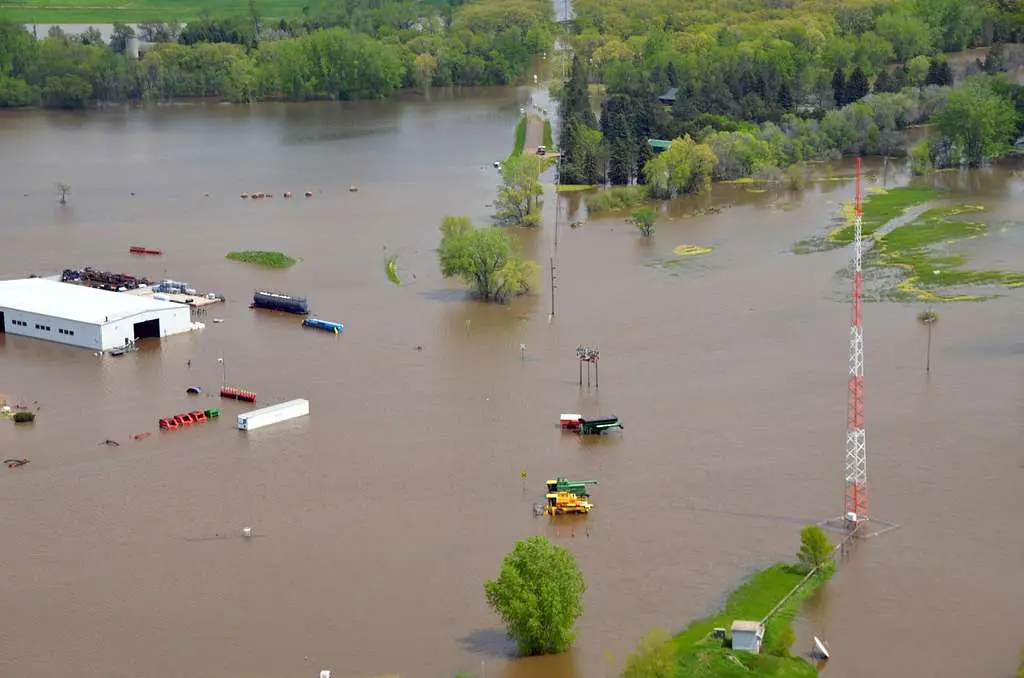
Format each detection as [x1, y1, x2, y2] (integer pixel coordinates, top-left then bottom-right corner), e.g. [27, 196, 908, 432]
[385, 255, 401, 286]
[5, 459, 30, 468]
[101, 439, 120, 447]
[672, 245, 713, 256]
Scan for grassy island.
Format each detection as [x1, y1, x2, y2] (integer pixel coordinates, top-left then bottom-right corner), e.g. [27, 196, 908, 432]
[671, 562, 835, 678]
[225, 250, 297, 268]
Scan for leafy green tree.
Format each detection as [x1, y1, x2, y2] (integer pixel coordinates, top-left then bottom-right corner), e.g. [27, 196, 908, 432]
[797, 524, 833, 574]
[909, 138, 934, 175]
[495, 154, 543, 227]
[621, 629, 676, 678]
[627, 206, 656, 237]
[874, 9, 933, 62]
[484, 536, 586, 656]
[785, 163, 807, 190]
[906, 55, 931, 85]
[108, 23, 135, 54]
[911, 0, 983, 52]
[643, 135, 717, 198]
[437, 216, 538, 303]
[706, 130, 776, 181]
[934, 77, 1018, 167]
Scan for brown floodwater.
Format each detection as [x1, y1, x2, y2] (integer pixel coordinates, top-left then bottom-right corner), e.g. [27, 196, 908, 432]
[0, 91, 1022, 678]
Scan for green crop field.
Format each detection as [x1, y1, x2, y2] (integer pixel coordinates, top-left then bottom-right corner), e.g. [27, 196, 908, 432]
[0, 0, 304, 24]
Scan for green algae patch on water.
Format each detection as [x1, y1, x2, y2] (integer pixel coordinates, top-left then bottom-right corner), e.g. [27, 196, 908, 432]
[553, 184, 598, 192]
[648, 245, 715, 273]
[673, 245, 713, 256]
[869, 205, 1024, 302]
[226, 250, 298, 268]
[385, 255, 401, 286]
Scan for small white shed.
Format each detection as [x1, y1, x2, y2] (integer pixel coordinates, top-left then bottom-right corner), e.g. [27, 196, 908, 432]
[731, 620, 765, 654]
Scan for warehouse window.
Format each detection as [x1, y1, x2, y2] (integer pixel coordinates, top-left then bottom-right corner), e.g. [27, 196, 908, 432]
[57, 328, 75, 336]
[34, 323, 51, 331]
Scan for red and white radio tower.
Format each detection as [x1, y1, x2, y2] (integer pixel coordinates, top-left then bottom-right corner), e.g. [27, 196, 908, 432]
[844, 157, 868, 528]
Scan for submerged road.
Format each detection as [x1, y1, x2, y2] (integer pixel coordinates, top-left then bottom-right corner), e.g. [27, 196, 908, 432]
[523, 114, 545, 155]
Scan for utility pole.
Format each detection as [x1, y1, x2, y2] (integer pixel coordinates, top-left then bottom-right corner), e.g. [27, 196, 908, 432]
[550, 257, 557, 318]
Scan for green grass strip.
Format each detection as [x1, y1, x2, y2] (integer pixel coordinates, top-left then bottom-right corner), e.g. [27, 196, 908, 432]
[828, 186, 941, 244]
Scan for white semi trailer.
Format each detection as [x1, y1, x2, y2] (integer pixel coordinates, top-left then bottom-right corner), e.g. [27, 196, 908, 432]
[237, 398, 310, 431]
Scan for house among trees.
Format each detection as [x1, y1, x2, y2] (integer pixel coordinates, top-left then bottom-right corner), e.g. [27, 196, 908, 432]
[125, 36, 158, 59]
[657, 87, 678, 105]
[647, 139, 672, 154]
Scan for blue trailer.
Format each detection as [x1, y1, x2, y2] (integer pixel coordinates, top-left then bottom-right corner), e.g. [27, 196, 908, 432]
[302, 318, 344, 334]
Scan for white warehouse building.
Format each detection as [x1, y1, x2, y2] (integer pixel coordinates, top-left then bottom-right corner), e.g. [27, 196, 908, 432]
[0, 278, 194, 350]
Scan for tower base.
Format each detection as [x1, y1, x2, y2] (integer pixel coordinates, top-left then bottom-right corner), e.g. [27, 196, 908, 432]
[819, 515, 900, 540]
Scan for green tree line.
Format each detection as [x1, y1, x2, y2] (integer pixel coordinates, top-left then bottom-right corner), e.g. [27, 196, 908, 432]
[0, 0, 553, 108]
[557, 0, 1024, 188]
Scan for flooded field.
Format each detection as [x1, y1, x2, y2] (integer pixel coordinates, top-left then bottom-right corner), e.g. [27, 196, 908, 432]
[0, 89, 1022, 678]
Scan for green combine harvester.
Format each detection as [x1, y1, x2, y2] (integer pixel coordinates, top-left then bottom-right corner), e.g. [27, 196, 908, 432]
[545, 477, 599, 498]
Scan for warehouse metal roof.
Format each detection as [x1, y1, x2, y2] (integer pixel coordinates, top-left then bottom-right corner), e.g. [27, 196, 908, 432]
[0, 278, 183, 325]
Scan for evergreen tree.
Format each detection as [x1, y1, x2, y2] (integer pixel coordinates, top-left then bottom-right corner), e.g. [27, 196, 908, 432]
[873, 70, 893, 94]
[983, 44, 1007, 74]
[777, 81, 793, 111]
[832, 67, 846, 108]
[937, 61, 954, 86]
[635, 141, 653, 184]
[559, 54, 600, 185]
[560, 53, 596, 137]
[846, 67, 869, 103]
[892, 66, 909, 90]
[670, 81, 700, 122]
[600, 94, 637, 185]
[925, 58, 954, 87]
[666, 61, 679, 87]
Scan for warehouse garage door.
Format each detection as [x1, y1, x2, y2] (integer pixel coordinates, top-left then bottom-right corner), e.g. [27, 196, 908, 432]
[134, 318, 160, 340]
[0, 311, 5, 333]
